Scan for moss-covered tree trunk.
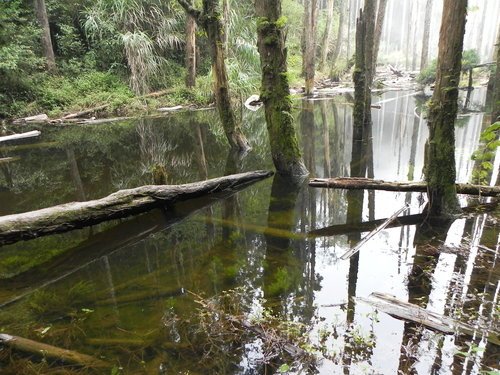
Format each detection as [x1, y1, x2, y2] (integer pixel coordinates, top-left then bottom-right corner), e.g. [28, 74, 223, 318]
[303, 0, 318, 95]
[184, 1, 196, 88]
[177, 0, 250, 152]
[425, 0, 467, 217]
[420, 0, 433, 70]
[33, 0, 55, 72]
[255, 0, 308, 176]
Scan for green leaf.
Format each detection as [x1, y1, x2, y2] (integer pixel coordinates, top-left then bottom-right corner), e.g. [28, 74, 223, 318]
[278, 364, 291, 373]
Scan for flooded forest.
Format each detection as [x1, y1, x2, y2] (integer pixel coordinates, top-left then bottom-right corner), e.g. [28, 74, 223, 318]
[0, 0, 499, 374]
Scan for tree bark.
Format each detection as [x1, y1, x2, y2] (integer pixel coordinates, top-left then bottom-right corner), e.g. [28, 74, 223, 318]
[33, 0, 56, 72]
[185, 0, 197, 88]
[420, 0, 433, 70]
[319, 0, 335, 71]
[372, 0, 387, 75]
[309, 177, 500, 197]
[425, 0, 467, 217]
[0, 170, 272, 245]
[255, 0, 308, 176]
[304, 0, 318, 94]
[177, 0, 250, 151]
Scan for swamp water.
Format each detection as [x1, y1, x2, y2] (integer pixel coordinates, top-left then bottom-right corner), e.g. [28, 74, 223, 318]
[0, 89, 498, 374]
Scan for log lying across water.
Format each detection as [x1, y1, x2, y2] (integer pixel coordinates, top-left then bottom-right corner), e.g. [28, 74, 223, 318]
[0, 170, 273, 246]
[0, 130, 41, 144]
[309, 177, 500, 197]
[0, 333, 109, 368]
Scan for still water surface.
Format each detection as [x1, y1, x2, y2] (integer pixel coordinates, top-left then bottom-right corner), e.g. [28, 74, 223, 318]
[0, 89, 498, 374]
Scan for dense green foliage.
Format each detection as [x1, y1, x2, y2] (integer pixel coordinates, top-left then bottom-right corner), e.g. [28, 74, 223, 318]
[417, 49, 480, 85]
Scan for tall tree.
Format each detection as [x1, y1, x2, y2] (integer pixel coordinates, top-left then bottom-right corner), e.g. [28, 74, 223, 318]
[303, 0, 318, 95]
[493, 28, 500, 124]
[33, 0, 56, 71]
[331, 0, 346, 68]
[319, 0, 335, 71]
[363, 0, 377, 127]
[255, 0, 308, 176]
[177, 0, 250, 152]
[372, 0, 387, 75]
[425, 0, 467, 217]
[420, 0, 433, 70]
[185, 0, 196, 88]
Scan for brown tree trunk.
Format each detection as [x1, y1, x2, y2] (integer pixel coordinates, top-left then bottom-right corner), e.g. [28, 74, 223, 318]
[372, 0, 387, 75]
[33, 0, 56, 72]
[319, 0, 335, 71]
[255, 0, 308, 176]
[304, 0, 318, 94]
[177, 0, 250, 151]
[425, 0, 467, 217]
[185, 1, 197, 88]
[420, 0, 433, 70]
[363, 0, 377, 127]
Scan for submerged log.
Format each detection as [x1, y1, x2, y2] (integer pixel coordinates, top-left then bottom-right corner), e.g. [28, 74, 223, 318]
[357, 292, 500, 346]
[0, 333, 109, 368]
[0, 170, 273, 246]
[0, 130, 41, 144]
[309, 177, 500, 197]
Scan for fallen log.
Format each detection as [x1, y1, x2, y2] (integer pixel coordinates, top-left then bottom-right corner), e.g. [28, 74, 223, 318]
[0, 333, 109, 368]
[309, 177, 500, 197]
[62, 104, 109, 120]
[340, 204, 409, 260]
[0, 170, 273, 246]
[0, 130, 41, 144]
[0, 157, 20, 165]
[12, 114, 49, 124]
[357, 292, 500, 346]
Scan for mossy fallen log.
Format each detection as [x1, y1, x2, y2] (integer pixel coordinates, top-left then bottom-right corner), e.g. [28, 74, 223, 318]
[0, 170, 273, 246]
[0, 333, 109, 368]
[309, 177, 500, 197]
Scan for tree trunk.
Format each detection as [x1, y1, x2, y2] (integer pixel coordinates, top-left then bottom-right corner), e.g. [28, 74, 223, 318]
[255, 0, 308, 176]
[177, 0, 250, 151]
[405, 0, 413, 70]
[0, 170, 272, 245]
[222, 0, 230, 55]
[372, 0, 387, 75]
[425, 0, 467, 217]
[309, 177, 500, 197]
[420, 0, 433, 70]
[363, 0, 377, 128]
[304, 0, 318, 94]
[331, 0, 346, 69]
[353, 8, 366, 141]
[493, 28, 500, 123]
[319, 0, 335, 71]
[185, 1, 197, 88]
[33, 0, 56, 72]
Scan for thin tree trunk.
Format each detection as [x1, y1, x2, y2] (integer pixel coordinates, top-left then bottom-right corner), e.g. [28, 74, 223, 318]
[222, 0, 230, 55]
[425, 0, 467, 217]
[319, 0, 335, 71]
[405, 0, 413, 70]
[493, 28, 500, 123]
[304, 0, 318, 94]
[185, 1, 197, 88]
[363, 0, 377, 128]
[33, 0, 56, 72]
[255, 0, 308, 176]
[177, 0, 250, 151]
[420, 0, 433, 70]
[331, 0, 346, 68]
[372, 0, 387, 75]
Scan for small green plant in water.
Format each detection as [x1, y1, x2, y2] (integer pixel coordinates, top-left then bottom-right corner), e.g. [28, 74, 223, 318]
[471, 121, 500, 185]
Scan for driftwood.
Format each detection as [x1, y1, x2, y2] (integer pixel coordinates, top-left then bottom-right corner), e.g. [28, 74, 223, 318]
[62, 104, 109, 120]
[0, 333, 109, 368]
[357, 292, 500, 346]
[0, 170, 273, 246]
[340, 204, 409, 260]
[309, 177, 500, 197]
[12, 114, 49, 124]
[158, 105, 183, 112]
[0, 130, 41, 144]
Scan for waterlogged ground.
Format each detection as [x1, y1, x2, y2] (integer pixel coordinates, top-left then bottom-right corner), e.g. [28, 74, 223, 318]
[0, 88, 498, 374]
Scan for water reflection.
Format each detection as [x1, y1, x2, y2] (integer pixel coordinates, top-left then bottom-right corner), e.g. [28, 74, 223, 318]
[0, 89, 498, 374]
